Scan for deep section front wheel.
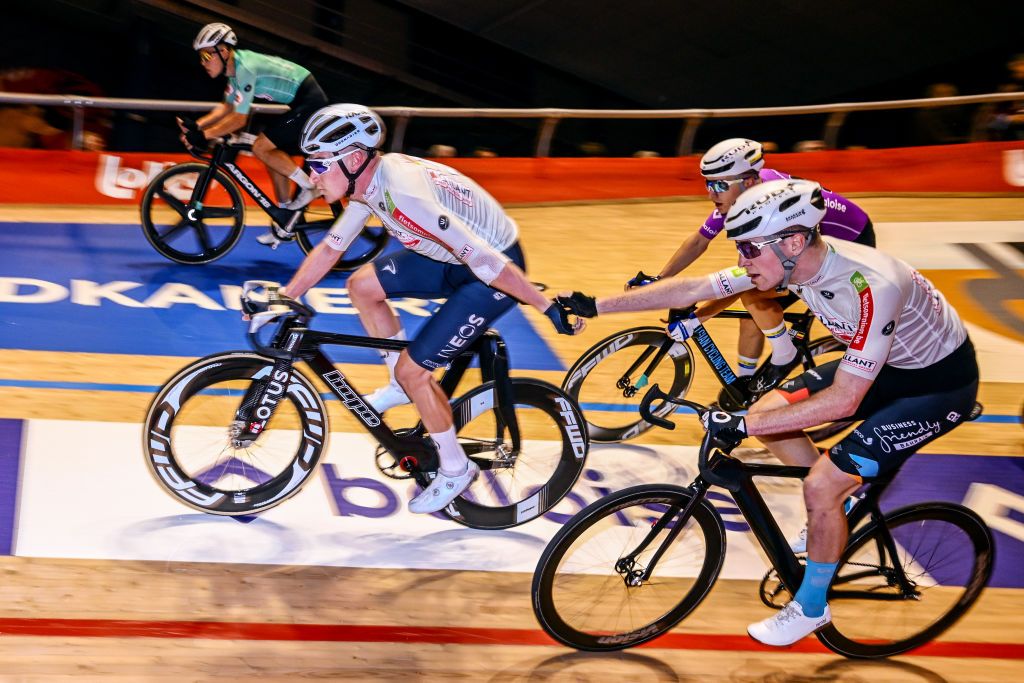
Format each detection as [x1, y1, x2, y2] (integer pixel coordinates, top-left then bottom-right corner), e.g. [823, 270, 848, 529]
[532, 484, 725, 651]
[139, 162, 245, 264]
[562, 327, 693, 443]
[143, 352, 328, 515]
[441, 379, 589, 530]
[818, 502, 994, 658]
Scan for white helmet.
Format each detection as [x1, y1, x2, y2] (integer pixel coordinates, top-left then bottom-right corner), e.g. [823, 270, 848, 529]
[300, 104, 386, 158]
[700, 138, 765, 179]
[194, 23, 237, 50]
[724, 178, 826, 240]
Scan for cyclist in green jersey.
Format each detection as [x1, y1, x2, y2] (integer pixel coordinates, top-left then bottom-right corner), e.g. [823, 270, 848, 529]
[177, 22, 329, 246]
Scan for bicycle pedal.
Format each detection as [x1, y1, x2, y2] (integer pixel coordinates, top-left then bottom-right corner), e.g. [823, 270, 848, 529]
[374, 446, 413, 480]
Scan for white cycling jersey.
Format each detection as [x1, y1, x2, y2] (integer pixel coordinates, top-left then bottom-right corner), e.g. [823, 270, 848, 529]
[708, 238, 967, 381]
[325, 154, 519, 283]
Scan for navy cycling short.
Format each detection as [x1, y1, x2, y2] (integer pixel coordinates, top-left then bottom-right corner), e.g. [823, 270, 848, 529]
[775, 337, 978, 479]
[373, 242, 526, 370]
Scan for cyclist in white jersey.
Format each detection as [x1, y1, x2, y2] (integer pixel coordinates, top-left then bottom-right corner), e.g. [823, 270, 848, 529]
[553, 178, 978, 647]
[270, 104, 579, 515]
[178, 23, 328, 231]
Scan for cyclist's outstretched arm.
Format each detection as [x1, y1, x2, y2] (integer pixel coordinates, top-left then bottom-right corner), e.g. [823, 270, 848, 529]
[196, 102, 233, 130]
[281, 204, 370, 298]
[489, 261, 551, 313]
[657, 231, 712, 279]
[597, 272, 720, 314]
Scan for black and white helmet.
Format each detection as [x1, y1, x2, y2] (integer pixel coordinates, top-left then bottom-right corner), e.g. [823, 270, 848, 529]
[724, 179, 826, 240]
[300, 104, 386, 158]
[194, 22, 237, 50]
[700, 138, 765, 179]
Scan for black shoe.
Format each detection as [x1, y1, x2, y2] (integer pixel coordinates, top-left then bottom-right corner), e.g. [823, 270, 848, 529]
[749, 358, 801, 396]
[717, 376, 753, 412]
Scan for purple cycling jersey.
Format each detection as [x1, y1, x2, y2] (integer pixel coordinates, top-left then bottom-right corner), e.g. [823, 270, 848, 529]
[699, 168, 870, 241]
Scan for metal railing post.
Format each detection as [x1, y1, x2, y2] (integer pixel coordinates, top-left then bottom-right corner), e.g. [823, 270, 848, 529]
[389, 115, 410, 153]
[823, 111, 848, 150]
[676, 117, 704, 156]
[535, 117, 559, 158]
[72, 105, 85, 150]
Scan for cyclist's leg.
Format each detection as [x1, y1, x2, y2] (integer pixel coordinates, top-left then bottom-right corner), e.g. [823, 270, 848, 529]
[741, 289, 797, 366]
[258, 77, 327, 208]
[251, 133, 302, 205]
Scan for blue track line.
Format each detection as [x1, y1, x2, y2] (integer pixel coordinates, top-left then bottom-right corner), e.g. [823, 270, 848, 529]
[1, 378, 1020, 423]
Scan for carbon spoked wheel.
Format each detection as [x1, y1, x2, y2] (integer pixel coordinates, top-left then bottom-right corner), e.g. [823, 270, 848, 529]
[440, 379, 589, 530]
[818, 503, 994, 658]
[803, 336, 855, 443]
[532, 485, 725, 651]
[562, 327, 693, 443]
[143, 353, 328, 515]
[139, 162, 245, 264]
[295, 207, 389, 272]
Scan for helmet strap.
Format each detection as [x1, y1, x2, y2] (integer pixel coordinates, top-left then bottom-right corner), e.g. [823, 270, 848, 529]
[339, 149, 377, 197]
[768, 240, 801, 293]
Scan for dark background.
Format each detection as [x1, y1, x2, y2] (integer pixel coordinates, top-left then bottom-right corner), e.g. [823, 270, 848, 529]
[2, 0, 1022, 155]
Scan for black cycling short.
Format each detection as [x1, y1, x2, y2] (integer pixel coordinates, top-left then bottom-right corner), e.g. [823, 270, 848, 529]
[775, 336, 979, 479]
[253, 75, 328, 155]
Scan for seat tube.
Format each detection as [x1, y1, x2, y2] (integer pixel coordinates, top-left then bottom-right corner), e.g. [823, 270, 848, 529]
[730, 476, 805, 592]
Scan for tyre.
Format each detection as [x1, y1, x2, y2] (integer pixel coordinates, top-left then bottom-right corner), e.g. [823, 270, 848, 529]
[532, 484, 725, 651]
[803, 335, 855, 443]
[817, 503, 994, 658]
[294, 207, 389, 272]
[562, 327, 694, 443]
[442, 379, 589, 530]
[143, 352, 329, 515]
[139, 162, 245, 264]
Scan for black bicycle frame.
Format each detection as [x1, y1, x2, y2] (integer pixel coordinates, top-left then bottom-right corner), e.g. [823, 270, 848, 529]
[191, 142, 294, 228]
[238, 316, 523, 470]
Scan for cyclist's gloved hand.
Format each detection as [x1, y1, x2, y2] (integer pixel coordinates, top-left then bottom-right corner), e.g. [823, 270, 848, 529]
[544, 302, 583, 336]
[183, 127, 208, 152]
[699, 408, 748, 450]
[554, 291, 598, 318]
[667, 312, 701, 343]
[625, 270, 661, 290]
[177, 116, 200, 134]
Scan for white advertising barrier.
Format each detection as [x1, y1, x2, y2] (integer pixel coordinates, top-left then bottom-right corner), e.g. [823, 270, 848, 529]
[15, 419, 806, 579]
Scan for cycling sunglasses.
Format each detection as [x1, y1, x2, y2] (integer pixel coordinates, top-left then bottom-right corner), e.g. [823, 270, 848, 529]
[308, 148, 362, 176]
[199, 50, 218, 64]
[735, 234, 793, 259]
[705, 177, 746, 193]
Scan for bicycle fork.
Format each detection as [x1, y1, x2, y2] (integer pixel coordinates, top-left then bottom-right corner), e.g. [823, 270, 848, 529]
[230, 356, 295, 447]
[617, 338, 674, 398]
[615, 481, 711, 587]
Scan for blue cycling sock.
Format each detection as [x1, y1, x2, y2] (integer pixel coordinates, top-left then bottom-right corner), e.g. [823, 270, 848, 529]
[794, 559, 838, 618]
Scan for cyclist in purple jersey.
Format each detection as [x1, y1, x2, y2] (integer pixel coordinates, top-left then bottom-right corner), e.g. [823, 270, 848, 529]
[627, 138, 875, 404]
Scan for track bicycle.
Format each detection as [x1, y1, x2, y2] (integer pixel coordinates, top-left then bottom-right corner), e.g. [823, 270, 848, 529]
[563, 305, 850, 443]
[143, 283, 589, 530]
[531, 385, 992, 658]
[139, 134, 388, 269]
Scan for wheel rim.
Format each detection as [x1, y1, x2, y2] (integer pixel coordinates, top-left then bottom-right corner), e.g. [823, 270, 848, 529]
[143, 165, 243, 264]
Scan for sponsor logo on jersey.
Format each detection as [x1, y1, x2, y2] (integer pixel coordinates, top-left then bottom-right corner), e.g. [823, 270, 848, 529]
[873, 420, 940, 453]
[381, 259, 396, 275]
[438, 313, 486, 359]
[824, 197, 847, 212]
[427, 170, 474, 207]
[882, 320, 895, 335]
[385, 190, 454, 251]
[841, 353, 877, 372]
[821, 290, 834, 299]
[848, 271, 873, 351]
[815, 313, 856, 341]
[457, 244, 474, 261]
[438, 215, 449, 230]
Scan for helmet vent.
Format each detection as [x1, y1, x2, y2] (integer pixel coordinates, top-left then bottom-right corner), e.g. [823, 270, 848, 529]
[778, 196, 800, 212]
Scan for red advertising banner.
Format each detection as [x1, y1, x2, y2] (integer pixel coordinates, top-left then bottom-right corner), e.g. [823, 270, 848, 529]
[0, 142, 1021, 206]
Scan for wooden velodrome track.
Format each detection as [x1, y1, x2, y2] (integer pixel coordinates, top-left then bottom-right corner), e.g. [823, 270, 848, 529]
[0, 195, 1022, 680]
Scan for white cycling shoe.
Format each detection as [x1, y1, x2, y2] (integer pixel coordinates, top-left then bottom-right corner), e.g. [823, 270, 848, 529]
[364, 382, 411, 413]
[748, 600, 831, 647]
[256, 229, 287, 248]
[409, 460, 480, 514]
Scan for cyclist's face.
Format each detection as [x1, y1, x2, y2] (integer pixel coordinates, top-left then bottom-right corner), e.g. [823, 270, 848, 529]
[736, 234, 792, 291]
[199, 47, 226, 78]
[309, 149, 365, 202]
[707, 174, 755, 214]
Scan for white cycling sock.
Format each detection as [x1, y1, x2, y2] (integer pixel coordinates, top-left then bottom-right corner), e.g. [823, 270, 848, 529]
[737, 355, 759, 377]
[762, 322, 797, 366]
[430, 425, 469, 473]
[289, 167, 314, 189]
[380, 329, 407, 384]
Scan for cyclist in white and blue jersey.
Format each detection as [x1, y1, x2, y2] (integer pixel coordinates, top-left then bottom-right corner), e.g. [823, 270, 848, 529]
[177, 23, 328, 245]
[272, 104, 579, 515]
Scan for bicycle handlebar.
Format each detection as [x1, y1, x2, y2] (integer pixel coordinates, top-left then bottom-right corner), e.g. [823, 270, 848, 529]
[638, 383, 740, 491]
[241, 281, 315, 359]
